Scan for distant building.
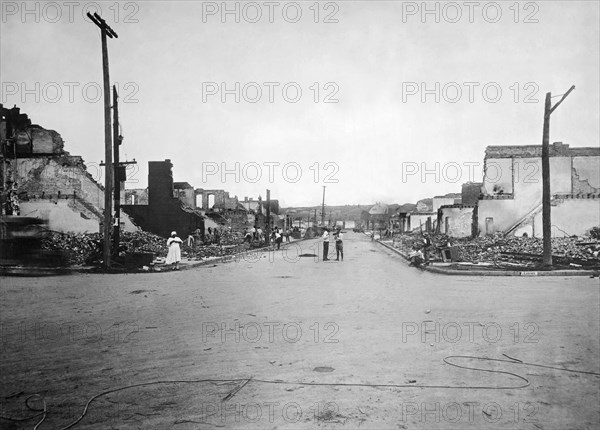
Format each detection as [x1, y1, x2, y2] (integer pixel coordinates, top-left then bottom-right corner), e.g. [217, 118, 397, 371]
[240, 196, 280, 215]
[369, 202, 390, 229]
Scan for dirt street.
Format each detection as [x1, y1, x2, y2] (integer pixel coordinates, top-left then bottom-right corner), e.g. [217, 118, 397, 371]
[1, 232, 599, 429]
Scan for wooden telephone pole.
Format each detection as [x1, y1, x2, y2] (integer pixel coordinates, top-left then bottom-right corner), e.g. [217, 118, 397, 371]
[321, 186, 326, 226]
[541, 85, 575, 267]
[105, 87, 136, 258]
[265, 189, 271, 244]
[112, 86, 120, 258]
[88, 12, 118, 269]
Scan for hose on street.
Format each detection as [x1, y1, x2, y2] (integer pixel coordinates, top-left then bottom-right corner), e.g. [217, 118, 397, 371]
[1, 354, 598, 429]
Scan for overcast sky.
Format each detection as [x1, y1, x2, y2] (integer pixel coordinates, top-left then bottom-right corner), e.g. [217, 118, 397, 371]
[2, 0, 599, 207]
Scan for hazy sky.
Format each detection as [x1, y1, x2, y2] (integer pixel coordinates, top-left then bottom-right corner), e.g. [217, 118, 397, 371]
[2, 0, 599, 207]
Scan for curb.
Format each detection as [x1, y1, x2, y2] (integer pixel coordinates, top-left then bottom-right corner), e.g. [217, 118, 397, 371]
[374, 238, 599, 277]
[73, 238, 310, 274]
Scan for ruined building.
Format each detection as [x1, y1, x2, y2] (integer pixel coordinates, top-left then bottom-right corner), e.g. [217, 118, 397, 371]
[431, 143, 599, 238]
[436, 182, 482, 238]
[412, 142, 599, 239]
[478, 142, 600, 237]
[0, 105, 137, 233]
[122, 160, 205, 238]
[123, 163, 282, 234]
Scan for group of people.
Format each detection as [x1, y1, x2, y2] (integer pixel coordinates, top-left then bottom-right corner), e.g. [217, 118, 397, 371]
[166, 225, 343, 270]
[243, 226, 292, 248]
[322, 227, 344, 261]
[408, 232, 432, 267]
[204, 227, 224, 244]
[243, 226, 264, 243]
[184, 227, 223, 248]
[270, 227, 289, 250]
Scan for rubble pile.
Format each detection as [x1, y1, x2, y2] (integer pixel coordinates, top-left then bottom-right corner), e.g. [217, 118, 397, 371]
[218, 229, 244, 246]
[451, 235, 600, 265]
[120, 231, 169, 255]
[40, 231, 170, 265]
[184, 242, 250, 260]
[41, 232, 103, 265]
[394, 231, 600, 267]
[41, 230, 252, 266]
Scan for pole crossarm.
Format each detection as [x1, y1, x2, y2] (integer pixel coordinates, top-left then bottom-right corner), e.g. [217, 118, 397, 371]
[87, 12, 119, 38]
[548, 85, 575, 116]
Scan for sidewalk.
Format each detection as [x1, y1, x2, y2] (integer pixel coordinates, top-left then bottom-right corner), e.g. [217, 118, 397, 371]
[374, 237, 599, 277]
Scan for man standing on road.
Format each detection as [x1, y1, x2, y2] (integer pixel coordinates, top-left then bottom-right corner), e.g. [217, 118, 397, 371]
[334, 228, 344, 261]
[322, 228, 330, 261]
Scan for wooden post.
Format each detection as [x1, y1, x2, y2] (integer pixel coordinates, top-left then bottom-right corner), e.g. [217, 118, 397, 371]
[265, 189, 271, 244]
[541, 92, 552, 267]
[101, 26, 112, 268]
[321, 186, 326, 226]
[88, 13, 118, 269]
[112, 85, 120, 258]
[541, 85, 575, 268]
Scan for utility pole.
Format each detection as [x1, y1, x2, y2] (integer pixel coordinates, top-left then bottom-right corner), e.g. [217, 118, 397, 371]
[112, 86, 132, 258]
[321, 186, 326, 226]
[88, 12, 118, 269]
[112, 86, 119, 258]
[541, 85, 575, 267]
[266, 189, 271, 244]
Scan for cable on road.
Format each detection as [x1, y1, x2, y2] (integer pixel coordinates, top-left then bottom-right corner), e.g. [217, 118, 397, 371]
[0, 394, 47, 429]
[1, 355, 598, 429]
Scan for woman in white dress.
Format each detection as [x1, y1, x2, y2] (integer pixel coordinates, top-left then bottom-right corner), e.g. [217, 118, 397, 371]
[166, 231, 183, 270]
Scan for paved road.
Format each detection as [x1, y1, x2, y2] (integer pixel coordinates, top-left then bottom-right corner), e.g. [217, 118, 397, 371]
[1, 232, 599, 429]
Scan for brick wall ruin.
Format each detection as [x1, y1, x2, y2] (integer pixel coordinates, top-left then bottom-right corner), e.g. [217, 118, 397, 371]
[122, 160, 204, 238]
[1, 105, 137, 233]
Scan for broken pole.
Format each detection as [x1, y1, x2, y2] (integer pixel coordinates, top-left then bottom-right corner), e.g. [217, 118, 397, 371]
[88, 12, 118, 269]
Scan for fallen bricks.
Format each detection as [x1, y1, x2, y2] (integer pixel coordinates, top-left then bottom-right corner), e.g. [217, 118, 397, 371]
[392, 232, 600, 268]
[40, 230, 264, 267]
[376, 238, 600, 276]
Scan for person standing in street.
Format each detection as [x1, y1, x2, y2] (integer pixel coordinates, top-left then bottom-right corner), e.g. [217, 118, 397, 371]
[275, 228, 283, 250]
[166, 231, 183, 270]
[194, 227, 203, 245]
[186, 233, 195, 248]
[334, 228, 344, 261]
[322, 228, 330, 261]
[422, 232, 432, 265]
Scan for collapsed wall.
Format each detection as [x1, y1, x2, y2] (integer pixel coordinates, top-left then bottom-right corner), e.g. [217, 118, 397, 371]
[1, 105, 138, 233]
